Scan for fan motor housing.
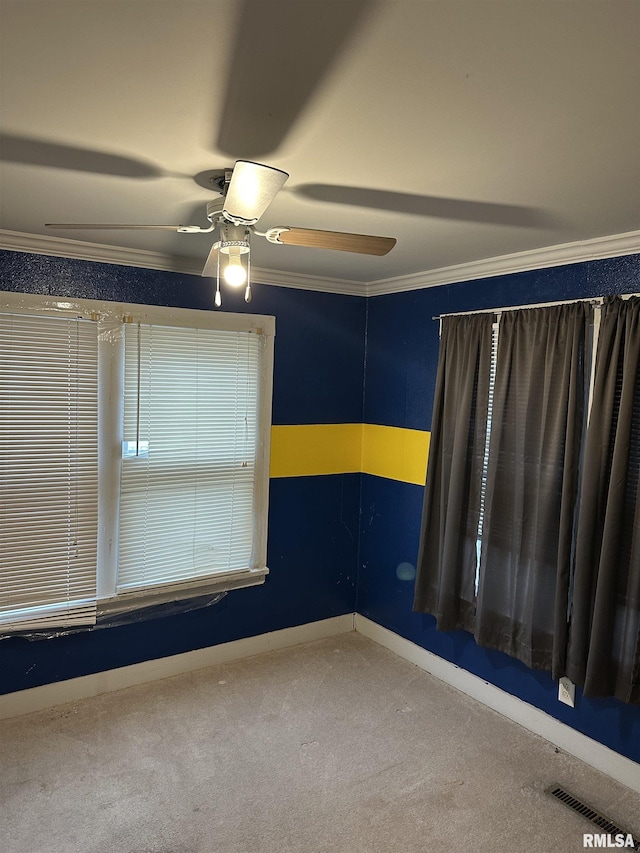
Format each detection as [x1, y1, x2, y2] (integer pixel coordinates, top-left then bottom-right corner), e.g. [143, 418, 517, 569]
[206, 199, 225, 222]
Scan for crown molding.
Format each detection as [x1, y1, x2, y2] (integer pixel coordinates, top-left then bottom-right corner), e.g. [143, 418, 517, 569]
[1, 228, 639, 299]
[366, 230, 640, 296]
[0, 230, 363, 296]
[0, 228, 204, 275]
[251, 265, 364, 295]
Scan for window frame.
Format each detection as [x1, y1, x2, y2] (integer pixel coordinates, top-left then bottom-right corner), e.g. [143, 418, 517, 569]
[0, 292, 275, 627]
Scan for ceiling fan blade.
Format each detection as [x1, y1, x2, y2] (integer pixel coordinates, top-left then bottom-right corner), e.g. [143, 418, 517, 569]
[201, 244, 219, 278]
[292, 184, 558, 228]
[45, 224, 209, 232]
[1, 133, 165, 179]
[223, 161, 288, 225]
[277, 227, 396, 256]
[216, 0, 374, 158]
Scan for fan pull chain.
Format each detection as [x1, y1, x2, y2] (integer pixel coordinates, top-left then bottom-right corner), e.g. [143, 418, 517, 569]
[244, 250, 252, 303]
[214, 248, 222, 307]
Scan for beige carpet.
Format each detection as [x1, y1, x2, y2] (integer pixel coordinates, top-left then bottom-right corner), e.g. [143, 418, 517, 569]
[1, 632, 638, 853]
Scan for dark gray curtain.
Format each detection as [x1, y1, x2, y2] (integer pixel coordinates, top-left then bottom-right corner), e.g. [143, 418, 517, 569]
[413, 313, 493, 631]
[566, 297, 640, 702]
[475, 303, 589, 670]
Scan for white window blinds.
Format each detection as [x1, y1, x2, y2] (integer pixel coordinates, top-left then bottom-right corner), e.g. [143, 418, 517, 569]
[0, 312, 98, 631]
[117, 322, 262, 593]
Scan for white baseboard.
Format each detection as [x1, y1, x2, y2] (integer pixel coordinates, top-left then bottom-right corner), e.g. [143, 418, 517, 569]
[0, 613, 354, 720]
[355, 614, 640, 795]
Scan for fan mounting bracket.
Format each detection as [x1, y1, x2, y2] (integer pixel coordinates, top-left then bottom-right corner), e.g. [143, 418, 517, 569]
[194, 168, 234, 194]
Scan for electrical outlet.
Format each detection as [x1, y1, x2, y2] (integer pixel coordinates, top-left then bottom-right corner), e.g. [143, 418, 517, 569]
[558, 676, 575, 707]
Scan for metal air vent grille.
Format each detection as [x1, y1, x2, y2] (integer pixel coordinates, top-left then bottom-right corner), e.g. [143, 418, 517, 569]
[547, 786, 639, 850]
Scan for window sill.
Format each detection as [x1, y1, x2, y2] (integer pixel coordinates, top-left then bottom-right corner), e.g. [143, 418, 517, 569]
[97, 567, 269, 618]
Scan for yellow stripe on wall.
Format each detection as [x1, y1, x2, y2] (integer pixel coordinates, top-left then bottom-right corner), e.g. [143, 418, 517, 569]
[361, 424, 429, 486]
[270, 424, 363, 478]
[270, 423, 430, 485]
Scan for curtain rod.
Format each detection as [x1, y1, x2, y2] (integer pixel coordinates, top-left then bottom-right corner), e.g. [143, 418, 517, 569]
[431, 292, 638, 321]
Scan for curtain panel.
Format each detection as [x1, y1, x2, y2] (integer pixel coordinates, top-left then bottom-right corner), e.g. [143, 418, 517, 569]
[413, 313, 493, 632]
[476, 303, 590, 671]
[414, 304, 591, 673]
[566, 297, 640, 702]
[415, 297, 640, 702]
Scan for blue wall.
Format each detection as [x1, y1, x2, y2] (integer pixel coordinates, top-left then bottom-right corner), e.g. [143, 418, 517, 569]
[0, 251, 364, 694]
[359, 254, 640, 763]
[1, 247, 639, 766]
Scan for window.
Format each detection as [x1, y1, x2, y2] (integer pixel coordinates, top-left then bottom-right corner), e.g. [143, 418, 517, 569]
[0, 293, 275, 633]
[414, 295, 640, 702]
[415, 303, 591, 667]
[0, 311, 99, 631]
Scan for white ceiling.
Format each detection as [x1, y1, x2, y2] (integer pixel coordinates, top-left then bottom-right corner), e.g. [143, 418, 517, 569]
[1, 0, 639, 288]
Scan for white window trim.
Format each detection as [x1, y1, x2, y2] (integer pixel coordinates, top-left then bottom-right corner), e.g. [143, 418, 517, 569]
[0, 292, 275, 623]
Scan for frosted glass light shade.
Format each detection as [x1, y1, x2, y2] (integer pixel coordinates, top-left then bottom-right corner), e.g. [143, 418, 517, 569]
[223, 161, 288, 225]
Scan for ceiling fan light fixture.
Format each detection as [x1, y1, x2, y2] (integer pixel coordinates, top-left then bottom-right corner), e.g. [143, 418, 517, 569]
[222, 160, 289, 225]
[222, 246, 248, 287]
[213, 222, 252, 306]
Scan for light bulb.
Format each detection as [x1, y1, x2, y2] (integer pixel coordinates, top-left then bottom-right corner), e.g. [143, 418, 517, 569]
[223, 247, 247, 287]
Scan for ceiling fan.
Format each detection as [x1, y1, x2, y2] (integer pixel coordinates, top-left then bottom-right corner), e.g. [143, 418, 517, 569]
[45, 160, 397, 306]
[5, 0, 550, 303]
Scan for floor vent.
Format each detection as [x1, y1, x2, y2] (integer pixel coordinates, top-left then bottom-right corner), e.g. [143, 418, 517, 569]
[547, 786, 639, 850]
